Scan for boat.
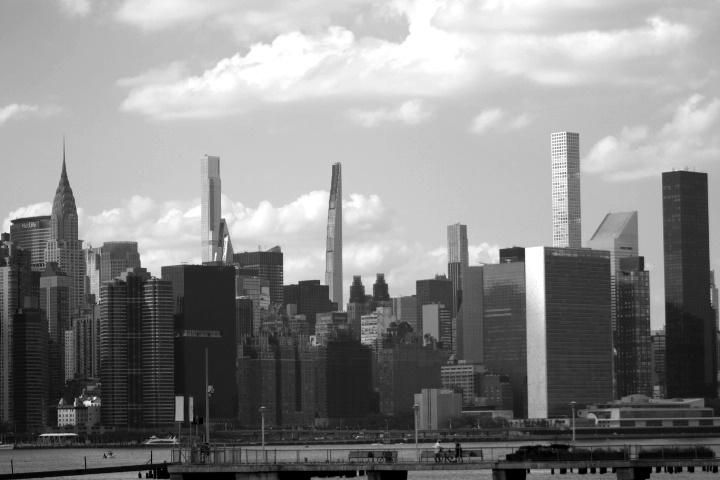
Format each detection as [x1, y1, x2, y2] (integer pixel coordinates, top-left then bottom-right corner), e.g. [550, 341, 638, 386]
[103, 451, 115, 458]
[142, 436, 179, 447]
[0, 444, 14, 450]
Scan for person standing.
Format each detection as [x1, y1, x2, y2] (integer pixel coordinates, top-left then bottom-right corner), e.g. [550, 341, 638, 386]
[434, 440, 442, 462]
[455, 441, 463, 462]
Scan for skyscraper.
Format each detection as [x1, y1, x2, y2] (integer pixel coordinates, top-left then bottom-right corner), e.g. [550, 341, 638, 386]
[45, 150, 85, 316]
[13, 300, 49, 432]
[456, 266, 483, 363]
[325, 163, 343, 308]
[39, 263, 71, 410]
[234, 247, 284, 305]
[10, 215, 52, 272]
[551, 132, 581, 248]
[85, 242, 142, 301]
[662, 169, 716, 398]
[283, 280, 335, 334]
[447, 223, 468, 317]
[201, 155, 233, 264]
[372, 273, 390, 303]
[415, 276, 453, 336]
[525, 246, 613, 418]
[615, 256, 652, 398]
[587, 211, 639, 334]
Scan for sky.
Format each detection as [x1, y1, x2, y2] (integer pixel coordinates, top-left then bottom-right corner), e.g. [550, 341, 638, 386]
[1, 0, 719, 329]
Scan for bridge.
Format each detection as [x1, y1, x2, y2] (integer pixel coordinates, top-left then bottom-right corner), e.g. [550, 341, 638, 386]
[167, 443, 720, 480]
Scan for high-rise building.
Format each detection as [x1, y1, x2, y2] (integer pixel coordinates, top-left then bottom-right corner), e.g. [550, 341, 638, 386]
[615, 256, 652, 398]
[416, 276, 453, 336]
[201, 155, 233, 264]
[373, 273, 390, 303]
[325, 163, 343, 308]
[391, 296, 418, 332]
[10, 215, 52, 272]
[12, 300, 49, 432]
[0, 234, 31, 424]
[551, 132, 581, 248]
[45, 152, 86, 316]
[234, 247, 284, 305]
[100, 268, 174, 427]
[651, 329, 667, 398]
[283, 280, 336, 334]
[662, 170, 716, 398]
[39, 263, 71, 412]
[525, 246, 613, 418]
[71, 305, 100, 379]
[162, 264, 237, 420]
[421, 304, 452, 350]
[85, 242, 141, 301]
[587, 212, 639, 335]
[447, 223, 469, 317]
[482, 259, 527, 418]
[456, 267, 483, 364]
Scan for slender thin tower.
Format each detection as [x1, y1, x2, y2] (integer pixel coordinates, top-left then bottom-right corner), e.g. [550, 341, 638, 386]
[201, 156, 221, 263]
[325, 163, 343, 308]
[551, 132, 581, 248]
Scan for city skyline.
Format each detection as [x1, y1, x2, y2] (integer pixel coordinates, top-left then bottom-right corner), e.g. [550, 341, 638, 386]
[2, 1, 720, 330]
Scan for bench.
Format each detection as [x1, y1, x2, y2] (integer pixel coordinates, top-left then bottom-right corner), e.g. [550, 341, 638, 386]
[348, 450, 398, 463]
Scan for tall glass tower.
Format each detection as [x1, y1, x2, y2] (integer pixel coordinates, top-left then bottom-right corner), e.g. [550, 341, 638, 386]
[325, 163, 343, 308]
[447, 223, 468, 317]
[662, 169, 716, 398]
[551, 132, 581, 248]
[201, 155, 222, 263]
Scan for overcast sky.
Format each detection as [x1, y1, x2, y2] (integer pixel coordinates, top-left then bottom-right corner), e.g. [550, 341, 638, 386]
[1, 0, 719, 328]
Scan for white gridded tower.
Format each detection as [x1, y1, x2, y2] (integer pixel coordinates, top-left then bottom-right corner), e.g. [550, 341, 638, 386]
[551, 132, 581, 248]
[201, 156, 222, 263]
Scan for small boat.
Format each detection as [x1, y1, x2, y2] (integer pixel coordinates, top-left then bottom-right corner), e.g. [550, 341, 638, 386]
[141, 436, 179, 447]
[103, 451, 115, 458]
[0, 444, 14, 450]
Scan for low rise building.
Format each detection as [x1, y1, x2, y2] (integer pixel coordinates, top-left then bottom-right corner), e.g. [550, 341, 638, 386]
[579, 395, 720, 428]
[57, 394, 101, 427]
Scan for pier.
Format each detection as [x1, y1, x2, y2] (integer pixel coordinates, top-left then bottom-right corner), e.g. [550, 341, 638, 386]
[167, 443, 720, 480]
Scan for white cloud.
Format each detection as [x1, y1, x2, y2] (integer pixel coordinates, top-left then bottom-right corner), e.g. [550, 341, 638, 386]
[347, 100, 431, 127]
[0, 104, 61, 126]
[583, 94, 720, 181]
[116, 61, 189, 88]
[469, 108, 534, 134]
[59, 0, 91, 17]
[116, 0, 708, 120]
[2, 203, 53, 232]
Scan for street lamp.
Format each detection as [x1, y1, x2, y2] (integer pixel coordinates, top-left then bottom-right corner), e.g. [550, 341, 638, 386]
[570, 401, 577, 445]
[259, 406, 267, 461]
[413, 404, 420, 462]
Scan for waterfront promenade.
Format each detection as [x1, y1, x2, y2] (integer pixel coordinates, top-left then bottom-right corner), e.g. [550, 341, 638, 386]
[168, 443, 720, 480]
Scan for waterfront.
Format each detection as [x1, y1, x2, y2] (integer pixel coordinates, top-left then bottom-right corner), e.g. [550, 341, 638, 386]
[1, 437, 719, 479]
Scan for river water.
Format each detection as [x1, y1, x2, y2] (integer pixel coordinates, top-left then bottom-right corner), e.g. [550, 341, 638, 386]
[0, 437, 718, 479]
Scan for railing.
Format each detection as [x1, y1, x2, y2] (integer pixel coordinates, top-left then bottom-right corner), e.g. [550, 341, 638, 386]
[171, 443, 720, 466]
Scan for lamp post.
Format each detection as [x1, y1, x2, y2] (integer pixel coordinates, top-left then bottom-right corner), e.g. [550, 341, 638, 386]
[259, 406, 267, 461]
[413, 404, 420, 462]
[570, 401, 577, 445]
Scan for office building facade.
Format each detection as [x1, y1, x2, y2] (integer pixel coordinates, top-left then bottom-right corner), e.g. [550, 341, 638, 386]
[283, 280, 336, 334]
[525, 247, 613, 418]
[456, 267, 483, 363]
[234, 247, 284, 305]
[416, 276, 453, 336]
[162, 264, 237, 420]
[12, 303, 49, 432]
[551, 132, 581, 248]
[662, 170, 716, 398]
[325, 163, 343, 307]
[615, 256, 652, 397]
[9, 215, 52, 272]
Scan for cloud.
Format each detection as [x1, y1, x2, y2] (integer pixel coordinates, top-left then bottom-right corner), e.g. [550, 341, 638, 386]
[583, 94, 720, 181]
[347, 100, 431, 127]
[0, 104, 62, 126]
[116, 0, 710, 120]
[2, 203, 53, 232]
[58, 0, 91, 17]
[116, 61, 189, 88]
[469, 108, 534, 134]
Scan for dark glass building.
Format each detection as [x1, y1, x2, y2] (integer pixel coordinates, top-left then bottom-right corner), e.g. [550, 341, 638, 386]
[526, 247, 612, 418]
[349, 276, 366, 303]
[162, 264, 237, 420]
[13, 302, 49, 432]
[234, 247, 284, 305]
[283, 280, 336, 334]
[662, 170, 716, 398]
[615, 256, 652, 397]
[482, 260, 527, 418]
[372, 273, 390, 302]
[316, 339, 373, 421]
